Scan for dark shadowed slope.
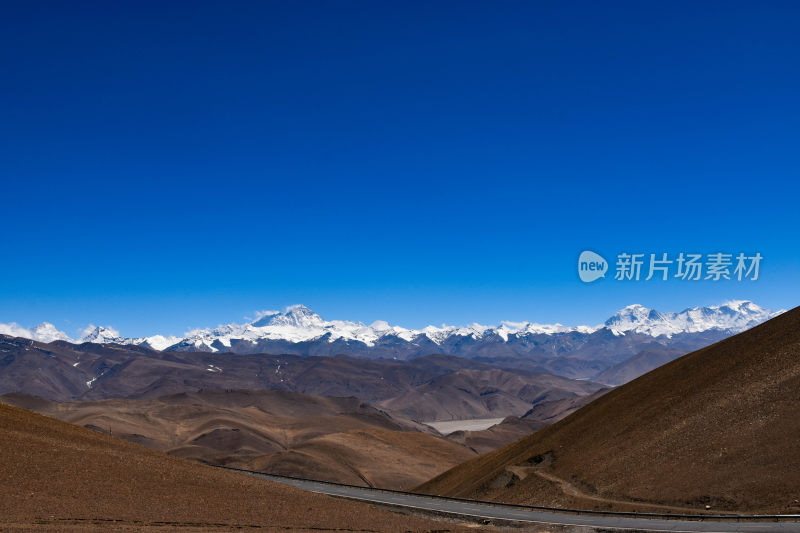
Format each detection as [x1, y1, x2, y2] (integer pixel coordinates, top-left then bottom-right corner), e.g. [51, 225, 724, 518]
[417, 307, 800, 514]
[379, 368, 602, 421]
[593, 347, 687, 386]
[0, 400, 474, 532]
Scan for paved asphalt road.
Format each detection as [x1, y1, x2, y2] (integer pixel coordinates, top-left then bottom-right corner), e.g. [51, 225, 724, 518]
[237, 471, 800, 532]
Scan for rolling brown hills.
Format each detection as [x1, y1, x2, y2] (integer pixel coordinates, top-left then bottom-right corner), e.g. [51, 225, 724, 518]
[0, 336, 492, 403]
[0, 400, 477, 532]
[2, 389, 475, 489]
[416, 307, 800, 514]
[0, 336, 603, 423]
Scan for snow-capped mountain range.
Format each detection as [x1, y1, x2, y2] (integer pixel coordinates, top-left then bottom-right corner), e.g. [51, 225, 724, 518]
[0, 301, 783, 355]
[601, 300, 781, 336]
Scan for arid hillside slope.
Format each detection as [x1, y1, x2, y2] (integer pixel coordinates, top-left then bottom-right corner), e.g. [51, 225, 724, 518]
[2, 389, 475, 489]
[417, 307, 800, 514]
[0, 400, 474, 532]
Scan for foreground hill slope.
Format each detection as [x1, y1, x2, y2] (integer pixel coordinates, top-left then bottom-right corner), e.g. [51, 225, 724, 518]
[0, 400, 472, 532]
[417, 307, 800, 514]
[3, 389, 475, 489]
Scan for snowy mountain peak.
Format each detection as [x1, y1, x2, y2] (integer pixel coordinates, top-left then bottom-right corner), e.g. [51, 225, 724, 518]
[718, 300, 767, 315]
[0, 300, 784, 354]
[250, 310, 280, 327]
[134, 334, 184, 351]
[252, 305, 325, 329]
[621, 304, 647, 311]
[603, 300, 781, 337]
[605, 305, 665, 329]
[79, 325, 123, 344]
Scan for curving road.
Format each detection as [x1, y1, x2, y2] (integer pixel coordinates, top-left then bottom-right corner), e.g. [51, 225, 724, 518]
[227, 469, 800, 532]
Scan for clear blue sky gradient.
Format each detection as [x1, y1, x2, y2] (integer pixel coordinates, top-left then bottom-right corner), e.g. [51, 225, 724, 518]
[1, 1, 799, 337]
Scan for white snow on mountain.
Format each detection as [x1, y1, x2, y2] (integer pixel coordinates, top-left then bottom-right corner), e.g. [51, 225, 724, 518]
[603, 300, 780, 337]
[178, 305, 401, 351]
[155, 301, 785, 351]
[135, 334, 184, 351]
[79, 325, 123, 344]
[497, 321, 597, 339]
[0, 300, 785, 351]
[252, 304, 325, 329]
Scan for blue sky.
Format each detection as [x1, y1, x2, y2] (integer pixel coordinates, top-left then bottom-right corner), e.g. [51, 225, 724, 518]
[1, 1, 799, 337]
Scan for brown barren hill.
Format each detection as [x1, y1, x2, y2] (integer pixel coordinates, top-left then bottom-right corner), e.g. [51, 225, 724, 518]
[2, 389, 475, 490]
[246, 427, 475, 489]
[416, 307, 800, 514]
[0, 401, 476, 532]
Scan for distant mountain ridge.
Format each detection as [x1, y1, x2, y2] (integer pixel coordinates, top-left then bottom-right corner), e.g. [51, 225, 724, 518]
[0, 301, 781, 356]
[0, 334, 603, 424]
[0, 301, 784, 383]
[603, 300, 776, 336]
